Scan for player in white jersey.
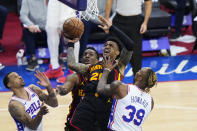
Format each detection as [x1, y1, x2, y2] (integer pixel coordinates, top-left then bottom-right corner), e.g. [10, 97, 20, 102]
[3, 71, 58, 131]
[97, 56, 157, 131]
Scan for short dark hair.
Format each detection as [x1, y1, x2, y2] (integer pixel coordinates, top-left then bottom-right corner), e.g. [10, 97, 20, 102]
[3, 72, 12, 89]
[84, 46, 99, 60]
[105, 36, 123, 52]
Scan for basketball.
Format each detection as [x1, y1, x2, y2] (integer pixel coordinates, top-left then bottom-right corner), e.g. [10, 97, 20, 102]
[63, 17, 84, 39]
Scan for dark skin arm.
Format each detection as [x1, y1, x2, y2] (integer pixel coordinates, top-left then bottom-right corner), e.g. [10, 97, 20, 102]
[117, 48, 133, 75]
[9, 101, 48, 130]
[97, 76, 128, 99]
[97, 56, 116, 96]
[56, 73, 79, 96]
[97, 56, 128, 98]
[29, 71, 58, 107]
[66, 38, 90, 74]
[97, 68, 112, 96]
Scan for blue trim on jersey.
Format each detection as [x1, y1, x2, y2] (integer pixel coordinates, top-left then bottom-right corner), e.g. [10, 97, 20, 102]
[108, 99, 117, 129]
[14, 118, 24, 131]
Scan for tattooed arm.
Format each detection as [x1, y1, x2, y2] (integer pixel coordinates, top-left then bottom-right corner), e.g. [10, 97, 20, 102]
[97, 56, 128, 98]
[97, 56, 118, 96]
[108, 20, 133, 74]
[117, 48, 133, 76]
[97, 69, 113, 96]
[97, 71, 128, 99]
[56, 73, 79, 96]
[29, 71, 58, 107]
[67, 42, 90, 74]
[8, 101, 48, 130]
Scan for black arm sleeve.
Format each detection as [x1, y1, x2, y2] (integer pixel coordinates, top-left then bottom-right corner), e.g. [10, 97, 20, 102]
[109, 25, 135, 51]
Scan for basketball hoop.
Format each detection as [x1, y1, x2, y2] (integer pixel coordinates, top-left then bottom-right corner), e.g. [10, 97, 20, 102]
[80, 0, 99, 22]
[58, 0, 99, 22]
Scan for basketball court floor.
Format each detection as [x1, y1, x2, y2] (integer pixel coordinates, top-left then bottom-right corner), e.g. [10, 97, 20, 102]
[0, 54, 197, 131]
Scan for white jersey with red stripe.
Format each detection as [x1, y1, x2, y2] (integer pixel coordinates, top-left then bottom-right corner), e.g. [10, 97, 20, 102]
[10, 87, 42, 131]
[108, 84, 152, 131]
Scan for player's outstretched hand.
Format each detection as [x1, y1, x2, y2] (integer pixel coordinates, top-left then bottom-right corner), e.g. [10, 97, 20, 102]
[35, 71, 51, 88]
[98, 15, 112, 34]
[103, 56, 118, 71]
[39, 102, 49, 116]
[56, 85, 67, 96]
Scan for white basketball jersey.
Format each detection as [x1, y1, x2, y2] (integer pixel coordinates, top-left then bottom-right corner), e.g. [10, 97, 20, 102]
[10, 87, 42, 131]
[108, 85, 152, 131]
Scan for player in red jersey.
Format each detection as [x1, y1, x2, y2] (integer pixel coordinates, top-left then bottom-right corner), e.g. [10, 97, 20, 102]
[65, 16, 135, 131]
[56, 47, 99, 131]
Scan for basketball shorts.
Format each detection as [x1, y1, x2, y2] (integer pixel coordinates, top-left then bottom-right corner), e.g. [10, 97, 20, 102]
[70, 95, 112, 131]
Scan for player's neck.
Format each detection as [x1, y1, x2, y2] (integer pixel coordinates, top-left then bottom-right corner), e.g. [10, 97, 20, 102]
[13, 88, 29, 100]
[134, 82, 145, 91]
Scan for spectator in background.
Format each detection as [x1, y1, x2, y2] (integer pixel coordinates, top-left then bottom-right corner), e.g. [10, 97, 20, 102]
[0, 5, 8, 52]
[20, 0, 47, 71]
[17, 0, 22, 14]
[105, 0, 152, 78]
[45, 0, 79, 79]
[192, 3, 197, 51]
[170, 0, 187, 41]
[20, 0, 64, 71]
[79, 0, 116, 61]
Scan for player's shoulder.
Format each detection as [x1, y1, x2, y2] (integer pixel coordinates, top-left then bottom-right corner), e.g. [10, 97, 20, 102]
[9, 100, 18, 107]
[9, 100, 23, 112]
[28, 84, 40, 91]
[127, 84, 136, 90]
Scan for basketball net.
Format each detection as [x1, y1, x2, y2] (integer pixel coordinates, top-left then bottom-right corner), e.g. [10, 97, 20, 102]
[80, 0, 99, 22]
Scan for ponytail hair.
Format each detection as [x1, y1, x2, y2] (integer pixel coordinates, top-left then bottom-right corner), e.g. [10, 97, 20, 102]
[145, 68, 157, 93]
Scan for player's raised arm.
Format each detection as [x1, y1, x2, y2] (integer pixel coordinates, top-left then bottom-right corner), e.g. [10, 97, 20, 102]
[9, 101, 48, 130]
[97, 56, 121, 97]
[98, 16, 133, 74]
[56, 73, 79, 96]
[30, 71, 58, 107]
[65, 38, 90, 74]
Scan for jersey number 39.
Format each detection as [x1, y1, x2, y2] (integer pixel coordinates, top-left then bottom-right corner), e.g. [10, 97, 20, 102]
[122, 105, 145, 126]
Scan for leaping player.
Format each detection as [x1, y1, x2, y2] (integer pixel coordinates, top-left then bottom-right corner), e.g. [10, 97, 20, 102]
[3, 71, 58, 131]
